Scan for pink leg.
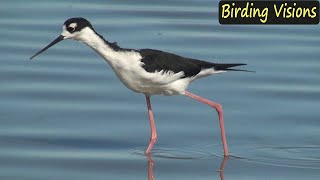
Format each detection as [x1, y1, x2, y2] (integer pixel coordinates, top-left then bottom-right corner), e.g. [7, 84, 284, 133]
[145, 95, 157, 154]
[184, 91, 229, 157]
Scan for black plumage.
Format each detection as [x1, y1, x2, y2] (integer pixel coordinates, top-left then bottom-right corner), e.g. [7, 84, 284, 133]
[139, 49, 247, 78]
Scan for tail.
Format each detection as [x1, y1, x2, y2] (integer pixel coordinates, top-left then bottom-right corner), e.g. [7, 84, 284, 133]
[213, 63, 254, 73]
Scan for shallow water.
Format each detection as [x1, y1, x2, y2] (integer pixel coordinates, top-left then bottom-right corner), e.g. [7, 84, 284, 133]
[1, 0, 320, 179]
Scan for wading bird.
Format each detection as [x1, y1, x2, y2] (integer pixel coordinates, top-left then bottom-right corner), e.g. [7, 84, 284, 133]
[31, 17, 249, 157]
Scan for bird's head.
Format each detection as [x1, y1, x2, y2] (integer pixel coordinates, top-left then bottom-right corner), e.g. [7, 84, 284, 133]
[62, 17, 93, 40]
[30, 17, 93, 59]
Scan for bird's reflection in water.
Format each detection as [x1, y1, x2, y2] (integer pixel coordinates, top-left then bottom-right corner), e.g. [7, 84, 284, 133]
[145, 154, 229, 180]
[218, 156, 229, 180]
[146, 155, 155, 180]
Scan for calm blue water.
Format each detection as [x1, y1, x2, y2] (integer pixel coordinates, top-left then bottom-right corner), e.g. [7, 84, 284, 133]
[1, 0, 320, 179]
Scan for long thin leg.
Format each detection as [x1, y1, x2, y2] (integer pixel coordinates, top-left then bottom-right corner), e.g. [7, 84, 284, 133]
[145, 95, 157, 154]
[184, 91, 229, 157]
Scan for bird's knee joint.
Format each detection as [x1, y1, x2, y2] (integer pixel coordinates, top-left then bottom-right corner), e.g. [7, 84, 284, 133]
[151, 134, 157, 142]
[215, 104, 223, 111]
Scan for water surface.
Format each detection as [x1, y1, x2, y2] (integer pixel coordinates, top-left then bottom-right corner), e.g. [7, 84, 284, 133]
[1, 0, 320, 179]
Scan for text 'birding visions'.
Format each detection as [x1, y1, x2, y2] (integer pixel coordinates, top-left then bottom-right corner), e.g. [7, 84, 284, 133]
[219, 1, 319, 24]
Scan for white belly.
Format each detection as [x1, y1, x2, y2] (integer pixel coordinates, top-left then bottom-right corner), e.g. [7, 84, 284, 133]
[113, 66, 192, 96]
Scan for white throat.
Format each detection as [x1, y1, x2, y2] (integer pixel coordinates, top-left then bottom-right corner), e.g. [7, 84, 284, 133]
[76, 28, 119, 62]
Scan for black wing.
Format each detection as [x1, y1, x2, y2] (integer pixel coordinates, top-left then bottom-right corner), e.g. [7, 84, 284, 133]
[139, 49, 247, 78]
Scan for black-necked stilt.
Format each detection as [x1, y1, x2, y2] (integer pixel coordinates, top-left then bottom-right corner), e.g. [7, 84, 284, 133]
[31, 17, 250, 157]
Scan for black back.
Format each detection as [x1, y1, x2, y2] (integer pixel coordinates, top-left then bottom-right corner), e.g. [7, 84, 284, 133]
[139, 49, 246, 78]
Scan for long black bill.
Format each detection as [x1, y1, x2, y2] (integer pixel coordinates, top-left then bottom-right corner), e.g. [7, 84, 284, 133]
[30, 35, 64, 60]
